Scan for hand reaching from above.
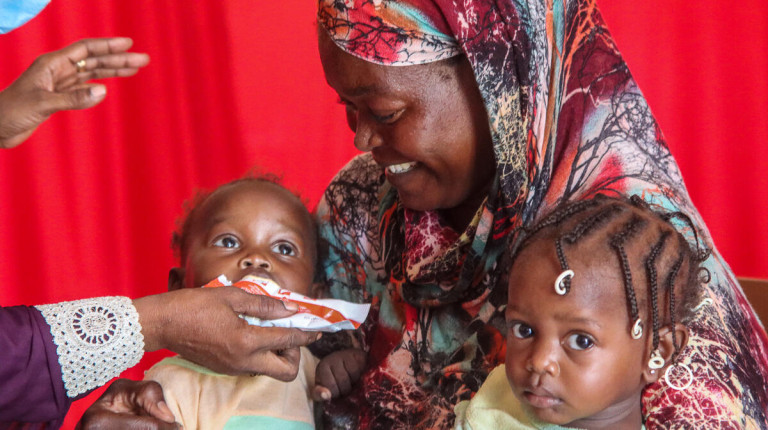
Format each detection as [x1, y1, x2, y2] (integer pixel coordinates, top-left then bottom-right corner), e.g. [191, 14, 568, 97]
[76, 379, 180, 430]
[0, 37, 150, 148]
[133, 286, 322, 381]
[313, 348, 368, 401]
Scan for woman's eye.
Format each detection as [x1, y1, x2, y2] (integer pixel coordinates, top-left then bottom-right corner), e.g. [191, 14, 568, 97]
[273, 242, 297, 256]
[566, 333, 594, 351]
[213, 235, 240, 249]
[510, 322, 534, 339]
[337, 98, 356, 111]
[372, 110, 402, 124]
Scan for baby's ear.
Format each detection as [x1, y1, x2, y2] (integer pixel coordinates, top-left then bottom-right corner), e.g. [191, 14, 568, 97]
[168, 267, 186, 292]
[642, 323, 689, 384]
[309, 281, 325, 298]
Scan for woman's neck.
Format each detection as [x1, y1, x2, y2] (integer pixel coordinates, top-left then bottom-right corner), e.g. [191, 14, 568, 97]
[441, 183, 492, 232]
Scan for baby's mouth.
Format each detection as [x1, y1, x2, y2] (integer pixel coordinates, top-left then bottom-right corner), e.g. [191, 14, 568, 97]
[386, 161, 418, 175]
[523, 389, 563, 409]
[240, 268, 274, 283]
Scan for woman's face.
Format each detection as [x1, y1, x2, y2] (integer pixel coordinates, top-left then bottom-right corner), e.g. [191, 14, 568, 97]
[318, 30, 495, 228]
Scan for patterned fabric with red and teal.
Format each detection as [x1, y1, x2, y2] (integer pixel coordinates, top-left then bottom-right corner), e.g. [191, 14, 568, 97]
[315, 0, 768, 428]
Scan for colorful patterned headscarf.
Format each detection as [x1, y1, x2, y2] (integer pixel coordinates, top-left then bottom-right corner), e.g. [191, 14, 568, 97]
[316, 0, 768, 428]
[318, 0, 460, 65]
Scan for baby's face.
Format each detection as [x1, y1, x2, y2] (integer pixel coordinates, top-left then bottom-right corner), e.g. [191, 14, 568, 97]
[182, 181, 316, 295]
[504, 236, 649, 428]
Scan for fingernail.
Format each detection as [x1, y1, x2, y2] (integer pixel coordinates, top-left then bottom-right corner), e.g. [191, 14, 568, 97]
[90, 85, 106, 99]
[322, 391, 331, 401]
[283, 301, 299, 311]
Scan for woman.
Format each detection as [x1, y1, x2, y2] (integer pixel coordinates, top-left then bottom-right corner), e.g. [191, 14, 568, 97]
[312, 0, 768, 428]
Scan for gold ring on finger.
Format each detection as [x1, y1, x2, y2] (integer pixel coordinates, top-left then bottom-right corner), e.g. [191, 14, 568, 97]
[75, 59, 87, 73]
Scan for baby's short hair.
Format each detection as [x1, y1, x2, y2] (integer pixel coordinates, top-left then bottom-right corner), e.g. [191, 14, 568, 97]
[171, 173, 326, 276]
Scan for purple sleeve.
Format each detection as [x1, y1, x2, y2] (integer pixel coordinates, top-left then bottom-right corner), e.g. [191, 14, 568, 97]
[0, 305, 72, 426]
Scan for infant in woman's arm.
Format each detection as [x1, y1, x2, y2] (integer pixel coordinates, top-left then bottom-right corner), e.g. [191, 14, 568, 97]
[144, 175, 366, 429]
[455, 195, 709, 430]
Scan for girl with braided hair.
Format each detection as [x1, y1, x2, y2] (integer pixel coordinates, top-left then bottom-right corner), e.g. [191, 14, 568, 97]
[455, 195, 710, 429]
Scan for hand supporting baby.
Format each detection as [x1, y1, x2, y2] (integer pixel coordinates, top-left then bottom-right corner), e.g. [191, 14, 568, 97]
[313, 348, 368, 401]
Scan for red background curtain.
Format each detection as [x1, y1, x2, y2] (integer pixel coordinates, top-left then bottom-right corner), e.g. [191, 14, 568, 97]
[0, 1, 765, 425]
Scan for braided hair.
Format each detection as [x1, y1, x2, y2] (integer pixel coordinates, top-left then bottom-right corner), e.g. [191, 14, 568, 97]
[510, 194, 710, 360]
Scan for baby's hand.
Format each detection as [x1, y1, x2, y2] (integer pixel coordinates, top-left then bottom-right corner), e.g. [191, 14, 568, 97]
[313, 348, 367, 401]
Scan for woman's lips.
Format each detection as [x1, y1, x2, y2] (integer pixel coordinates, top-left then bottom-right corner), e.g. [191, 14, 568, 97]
[385, 161, 418, 175]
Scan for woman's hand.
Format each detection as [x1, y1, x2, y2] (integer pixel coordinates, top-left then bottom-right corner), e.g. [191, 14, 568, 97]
[133, 286, 322, 381]
[313, 348, 368, 400]
[76, 379, 180, 430]
[0, 37, 149, 148]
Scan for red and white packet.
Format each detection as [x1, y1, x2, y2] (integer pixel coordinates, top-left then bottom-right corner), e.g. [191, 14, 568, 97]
[203, 275, 370, 332]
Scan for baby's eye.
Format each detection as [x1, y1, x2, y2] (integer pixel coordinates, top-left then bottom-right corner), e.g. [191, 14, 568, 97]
[213, 235, 240, 249]
[565, 333, 595, 351]
[272, 242, 297, 256]
[510, 322, 534, 339]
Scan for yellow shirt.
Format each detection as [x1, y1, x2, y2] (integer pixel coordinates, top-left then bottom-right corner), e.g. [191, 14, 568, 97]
[145, 347, 318, 430]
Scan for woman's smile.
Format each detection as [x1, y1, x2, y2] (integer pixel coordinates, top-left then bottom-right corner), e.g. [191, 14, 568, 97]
[385, 161, 418, 175]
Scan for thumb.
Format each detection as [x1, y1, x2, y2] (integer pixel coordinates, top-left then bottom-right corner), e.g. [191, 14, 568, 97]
[142, 400, 177, 424]
[232, 288, 299, 320]
[312, 385, 332, 402]
[49, 84, 107, 112]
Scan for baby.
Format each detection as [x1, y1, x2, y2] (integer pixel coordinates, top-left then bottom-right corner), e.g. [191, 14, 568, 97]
[145, 176, 366, 429]
[454, 195, 709, 430]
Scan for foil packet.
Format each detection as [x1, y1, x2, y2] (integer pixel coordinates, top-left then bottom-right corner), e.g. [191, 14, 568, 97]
[203, 275, 370, 332]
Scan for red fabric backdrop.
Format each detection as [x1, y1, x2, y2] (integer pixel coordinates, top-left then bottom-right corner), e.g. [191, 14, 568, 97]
[0, 1, 765, 426]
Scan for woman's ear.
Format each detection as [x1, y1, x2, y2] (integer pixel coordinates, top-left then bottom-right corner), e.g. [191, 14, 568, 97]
[642, 323, 689, 384]
[168, 267, 185, 291]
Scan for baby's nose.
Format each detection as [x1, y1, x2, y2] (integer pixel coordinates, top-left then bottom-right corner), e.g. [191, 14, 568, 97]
[239, 253, 271, 270]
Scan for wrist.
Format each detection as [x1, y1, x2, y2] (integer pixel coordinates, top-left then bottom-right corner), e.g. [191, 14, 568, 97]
[133, 294, 166, 352]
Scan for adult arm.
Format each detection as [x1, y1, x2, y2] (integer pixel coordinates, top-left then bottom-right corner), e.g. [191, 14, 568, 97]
[2, 287, 320, 425]
[0, 37, 149, 148]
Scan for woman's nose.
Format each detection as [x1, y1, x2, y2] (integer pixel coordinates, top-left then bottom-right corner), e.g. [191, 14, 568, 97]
[353, 115, 383, 152]
[526, 340, 560, 377]
[239, 252, 271, 270]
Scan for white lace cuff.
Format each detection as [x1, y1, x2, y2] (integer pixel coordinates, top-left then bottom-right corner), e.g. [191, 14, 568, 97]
[35, 296, 144, 397]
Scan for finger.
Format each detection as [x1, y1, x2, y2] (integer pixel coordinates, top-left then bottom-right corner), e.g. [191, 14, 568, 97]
[244, 326, 322, 352]
[315, 362, 340, 397]
[135, 382, 176, 423]
[77, 66, 144, 81]
[231, 289, 300, 318]
[252, 347, 302, 382]
[75, 52, 151, 77]
[331, 361, 352, 394]
[51, 38, 147, 81]
[312, 385, 333, 402]
[142, 401, 176, 424]
[61, 37, 137, 65]
[44, 84, 107, 113]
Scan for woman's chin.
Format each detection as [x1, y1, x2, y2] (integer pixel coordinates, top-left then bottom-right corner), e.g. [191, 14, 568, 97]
[397, 193, 437, 212]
